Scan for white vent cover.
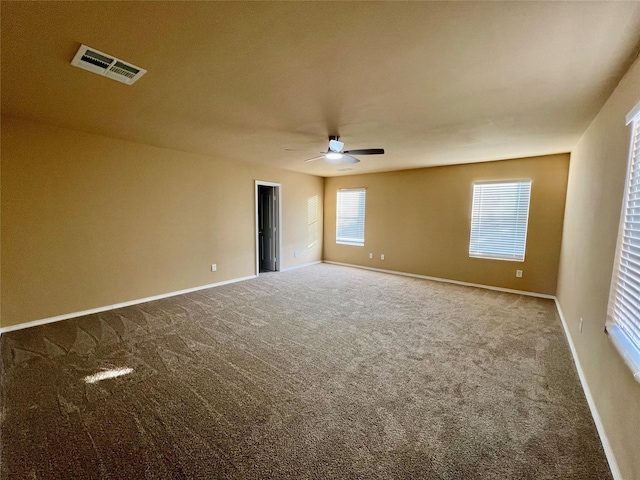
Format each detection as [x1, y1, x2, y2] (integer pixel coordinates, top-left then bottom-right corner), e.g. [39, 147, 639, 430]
[71, 44, 146, 85]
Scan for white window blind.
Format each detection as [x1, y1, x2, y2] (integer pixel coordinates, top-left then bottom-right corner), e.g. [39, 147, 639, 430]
[336, 188, 365, 246]
[469, 180, 531, 261]
[607, 106, 640, 383]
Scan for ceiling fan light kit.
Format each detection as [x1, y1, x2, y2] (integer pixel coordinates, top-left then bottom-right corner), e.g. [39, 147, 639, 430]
[328, 138, 345, 152]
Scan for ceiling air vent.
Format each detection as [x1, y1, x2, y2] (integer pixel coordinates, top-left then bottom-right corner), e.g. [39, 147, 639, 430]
[71, 44, 146, 85]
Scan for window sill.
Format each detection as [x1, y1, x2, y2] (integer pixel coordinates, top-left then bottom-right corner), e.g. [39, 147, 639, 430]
[606, 324, 640, 384]
[336, 241, 364, 247]
[469, 254, 524, 262]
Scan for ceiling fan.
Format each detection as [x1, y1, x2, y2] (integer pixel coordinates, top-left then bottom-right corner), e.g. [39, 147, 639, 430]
[304, 136, 384, 164]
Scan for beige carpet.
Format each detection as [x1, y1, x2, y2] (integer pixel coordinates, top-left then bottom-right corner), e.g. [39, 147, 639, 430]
[1, 263, 611, 479]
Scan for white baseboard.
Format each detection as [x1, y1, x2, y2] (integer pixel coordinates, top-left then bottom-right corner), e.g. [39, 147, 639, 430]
[554, 298, 621, 480]
[0, 274, 257, 335]
[280, 260, 322, 272]
[323, 261, 555, 299]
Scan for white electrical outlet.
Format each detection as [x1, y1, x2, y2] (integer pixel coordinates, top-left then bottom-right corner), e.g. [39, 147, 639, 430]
[381, 254, 385, 260]
[516, 270, 523, 278]
[579, 317, 583, 333]
[294, 251, 299, 258]
[369, 253, 373, 259]
[211, 264, 217, 272]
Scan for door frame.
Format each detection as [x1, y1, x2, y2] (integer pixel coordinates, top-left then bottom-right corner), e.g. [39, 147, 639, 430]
[255, 180, 282, 276]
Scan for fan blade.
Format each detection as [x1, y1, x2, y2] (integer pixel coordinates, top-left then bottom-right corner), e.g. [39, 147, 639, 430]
[343, 148, 384, 155]
[304, 155, 325, 163]
[341, 154, 360, 164]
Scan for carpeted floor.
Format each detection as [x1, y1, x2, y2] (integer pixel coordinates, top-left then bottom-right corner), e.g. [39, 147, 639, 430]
[1, 264, 611, 479]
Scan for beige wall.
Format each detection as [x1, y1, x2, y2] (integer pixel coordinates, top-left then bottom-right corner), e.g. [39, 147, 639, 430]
[557, 57, 640, 479]
[324, 154, 569, 295]
[1, 117, 323, 328]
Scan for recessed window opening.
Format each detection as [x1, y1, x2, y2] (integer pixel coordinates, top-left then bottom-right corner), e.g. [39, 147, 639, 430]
[606, 102, 640, 383]
[336, 188, 366, 246]
[469, 180, 532, 262]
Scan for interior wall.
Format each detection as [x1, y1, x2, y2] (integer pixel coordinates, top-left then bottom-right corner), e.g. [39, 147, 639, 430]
[556, 57, 640, 480]
[324, 154, 569, 295]
[0, 137, 2, 325]
[1, 117, 324, 328]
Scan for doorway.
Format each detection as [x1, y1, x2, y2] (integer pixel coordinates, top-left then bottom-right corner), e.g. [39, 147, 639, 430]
[255, 181, 282, 275]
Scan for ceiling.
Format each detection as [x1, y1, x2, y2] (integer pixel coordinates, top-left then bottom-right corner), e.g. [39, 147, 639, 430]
[2, 2, 640, 177]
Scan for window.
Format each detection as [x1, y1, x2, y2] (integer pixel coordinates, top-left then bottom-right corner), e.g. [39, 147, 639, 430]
[469, 180, 532, 261]
[606, 102, 640, 383]
[336, 188, 365, 246]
